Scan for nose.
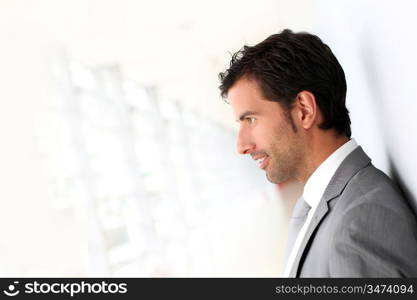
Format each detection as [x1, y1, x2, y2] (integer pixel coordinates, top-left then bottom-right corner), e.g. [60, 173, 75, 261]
[237, 127, 255, 155]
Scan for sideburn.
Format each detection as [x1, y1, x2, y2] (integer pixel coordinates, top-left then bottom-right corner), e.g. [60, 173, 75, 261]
[283, 108, 297, 133]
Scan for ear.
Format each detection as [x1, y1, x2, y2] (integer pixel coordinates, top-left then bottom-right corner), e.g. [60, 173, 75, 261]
[294, 91, 317, 130]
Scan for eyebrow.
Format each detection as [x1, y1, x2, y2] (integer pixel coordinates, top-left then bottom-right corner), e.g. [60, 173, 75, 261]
[236, 110, 259, 122]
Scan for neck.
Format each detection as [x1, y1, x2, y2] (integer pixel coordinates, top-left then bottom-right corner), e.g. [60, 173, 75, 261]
[299, 132, 349, 183]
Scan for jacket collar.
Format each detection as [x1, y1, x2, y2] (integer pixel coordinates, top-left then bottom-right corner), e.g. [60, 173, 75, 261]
[289, 146, 372, 277]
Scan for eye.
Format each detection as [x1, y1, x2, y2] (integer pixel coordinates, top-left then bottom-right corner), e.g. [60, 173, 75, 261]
[246, 117, 256, 124]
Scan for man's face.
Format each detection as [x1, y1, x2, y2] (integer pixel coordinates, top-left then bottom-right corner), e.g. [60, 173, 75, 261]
[228, 77, 305, 184]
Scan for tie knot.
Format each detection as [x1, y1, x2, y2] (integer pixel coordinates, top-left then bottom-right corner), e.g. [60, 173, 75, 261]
[292, 197, 311, 219]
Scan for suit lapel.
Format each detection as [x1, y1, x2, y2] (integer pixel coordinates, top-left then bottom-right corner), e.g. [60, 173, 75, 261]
[289, 146, 372, 277]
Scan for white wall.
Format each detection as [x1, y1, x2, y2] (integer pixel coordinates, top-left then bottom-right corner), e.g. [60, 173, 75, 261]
[315, 0, 417, 213]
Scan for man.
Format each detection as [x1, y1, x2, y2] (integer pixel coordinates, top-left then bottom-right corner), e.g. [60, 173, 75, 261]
[218, 29, 417, 277]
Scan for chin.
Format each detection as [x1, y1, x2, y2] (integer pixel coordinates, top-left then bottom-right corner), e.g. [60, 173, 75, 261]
[266, 170, 289, 184]
[266, 173, 281, 184]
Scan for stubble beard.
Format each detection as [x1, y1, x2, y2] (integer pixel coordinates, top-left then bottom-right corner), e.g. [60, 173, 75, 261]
[265, 136, 305, 184]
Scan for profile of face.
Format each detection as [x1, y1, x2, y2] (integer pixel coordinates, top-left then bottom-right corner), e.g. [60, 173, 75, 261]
[228, 77, 306, 184]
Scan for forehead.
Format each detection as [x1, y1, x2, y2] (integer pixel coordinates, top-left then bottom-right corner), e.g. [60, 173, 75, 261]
[227, 78, 283, 117]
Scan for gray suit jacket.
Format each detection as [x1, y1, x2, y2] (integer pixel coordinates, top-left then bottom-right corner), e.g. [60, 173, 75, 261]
[290, 146, 417, 277]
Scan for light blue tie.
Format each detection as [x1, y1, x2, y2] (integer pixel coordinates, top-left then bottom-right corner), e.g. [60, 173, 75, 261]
[284, 197, 311, 266]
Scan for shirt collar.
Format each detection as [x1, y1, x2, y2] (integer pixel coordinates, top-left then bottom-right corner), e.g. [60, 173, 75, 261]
[302, 138, 358, 209]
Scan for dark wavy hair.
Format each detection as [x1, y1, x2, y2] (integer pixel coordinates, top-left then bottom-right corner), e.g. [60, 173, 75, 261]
[218, 29, 351, 138]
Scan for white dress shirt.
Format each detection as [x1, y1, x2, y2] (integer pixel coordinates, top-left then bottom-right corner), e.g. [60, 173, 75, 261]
[283, 138, 358, 277]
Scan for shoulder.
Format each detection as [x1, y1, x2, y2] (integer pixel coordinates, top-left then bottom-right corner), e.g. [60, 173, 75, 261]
[338, 163, 412, 217]
[336, 163, 417, 238]
[328, 164, 417, 277]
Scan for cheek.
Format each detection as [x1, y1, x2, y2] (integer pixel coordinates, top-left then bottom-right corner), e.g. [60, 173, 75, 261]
[268, 123, 294, 150]
[253, 126, 278, 149]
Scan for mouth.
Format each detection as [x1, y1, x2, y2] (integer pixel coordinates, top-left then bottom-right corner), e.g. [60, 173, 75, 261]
[254, 155, 270, 170]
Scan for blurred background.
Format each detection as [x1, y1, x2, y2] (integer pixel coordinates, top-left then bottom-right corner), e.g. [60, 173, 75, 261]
[0, 0, 416, 276]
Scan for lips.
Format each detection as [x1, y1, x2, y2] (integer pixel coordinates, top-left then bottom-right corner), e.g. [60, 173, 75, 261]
[253, 154, 270, 170]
